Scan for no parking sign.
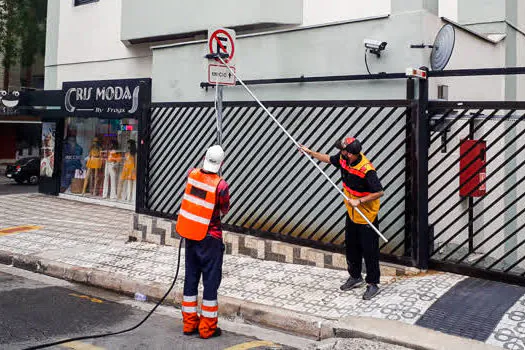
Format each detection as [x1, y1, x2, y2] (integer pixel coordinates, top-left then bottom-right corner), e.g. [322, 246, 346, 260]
[207, 27, 236, 86]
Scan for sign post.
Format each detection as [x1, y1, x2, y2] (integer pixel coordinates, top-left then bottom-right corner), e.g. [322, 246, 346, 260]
[206, 27, 236, 148]
[216, 84, 223, 145]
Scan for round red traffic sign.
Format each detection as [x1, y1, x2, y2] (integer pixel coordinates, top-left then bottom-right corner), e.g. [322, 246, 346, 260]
[209, 29, 235, 64]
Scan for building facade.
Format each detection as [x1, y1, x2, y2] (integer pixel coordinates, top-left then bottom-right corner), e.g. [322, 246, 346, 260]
[41, 1, 525, 271]
[0, 40, 45, 164]
[45, 0, 525, 103]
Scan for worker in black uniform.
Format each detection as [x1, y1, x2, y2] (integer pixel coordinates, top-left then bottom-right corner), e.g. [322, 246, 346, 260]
[300, 137, 384, 300]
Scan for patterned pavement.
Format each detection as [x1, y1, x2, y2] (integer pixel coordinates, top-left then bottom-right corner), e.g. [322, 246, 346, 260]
[0, 194, 524, 348]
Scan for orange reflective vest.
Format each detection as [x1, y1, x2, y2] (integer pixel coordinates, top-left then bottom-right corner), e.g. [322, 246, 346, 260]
[176, 169, 222, 241]
[340, 153, 381, 224]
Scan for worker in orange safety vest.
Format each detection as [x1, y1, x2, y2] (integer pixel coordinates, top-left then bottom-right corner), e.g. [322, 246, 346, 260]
[300, 137, 384, 300]
[176, 145, 230, 339]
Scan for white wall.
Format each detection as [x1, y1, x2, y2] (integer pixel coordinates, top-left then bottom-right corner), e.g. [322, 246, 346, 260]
[439, 0, 458, 22]
[55, 57, 153, 88]
[423, 14, 506, 100]
[152, 12, 431, 103]
[517, 32, 525, 100]
[302, 0, 390, 26]
[457, 0, 506, 24]
[152, 12, 508, 103]
[57, 0, 149, 64]
[46, 0, 152, 89]
[520, 0, 525, 26]
[121, 0, 303, 43]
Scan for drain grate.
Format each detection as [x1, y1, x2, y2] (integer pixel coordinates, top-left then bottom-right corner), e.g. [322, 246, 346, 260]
[416, 277, 525, 341]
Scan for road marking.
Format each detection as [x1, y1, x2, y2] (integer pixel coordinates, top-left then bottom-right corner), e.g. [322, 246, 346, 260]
[60, 341, 105, 350]
[69, 293, 104, 304]
[224, 341, 281, 350]
[0, 225, 42, 236]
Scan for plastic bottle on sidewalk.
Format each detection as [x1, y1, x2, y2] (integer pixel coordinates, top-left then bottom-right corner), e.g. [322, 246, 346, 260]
[134, 292, 147, 302]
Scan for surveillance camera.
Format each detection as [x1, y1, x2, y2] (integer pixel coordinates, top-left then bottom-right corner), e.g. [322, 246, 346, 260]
[364, 39, 387, 51]
[364, 39, 387, 59]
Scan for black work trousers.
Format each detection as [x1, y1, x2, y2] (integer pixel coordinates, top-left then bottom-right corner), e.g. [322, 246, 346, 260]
[345, 215, 380, 284]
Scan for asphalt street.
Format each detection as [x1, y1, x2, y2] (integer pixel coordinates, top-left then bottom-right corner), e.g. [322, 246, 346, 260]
[0, 266, 300, 350]
[0, 173, 38, 195]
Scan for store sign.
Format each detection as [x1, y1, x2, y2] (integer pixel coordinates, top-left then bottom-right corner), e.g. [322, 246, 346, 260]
[62, 79, 150, 118]
[0, 90, 21, 116]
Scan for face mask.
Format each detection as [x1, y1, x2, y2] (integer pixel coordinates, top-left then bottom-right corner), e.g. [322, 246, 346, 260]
[341, 152, 350, 161]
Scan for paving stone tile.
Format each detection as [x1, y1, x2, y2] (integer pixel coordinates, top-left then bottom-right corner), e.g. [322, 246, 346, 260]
[0, 194, 519, 349]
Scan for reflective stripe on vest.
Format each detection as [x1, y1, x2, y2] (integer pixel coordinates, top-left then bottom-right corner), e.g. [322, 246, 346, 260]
[187, 177, 218, 193]
[339, 156, 373, 179]
[339, 154, 381, 224]
[176, 169, 222, 241]
[343, 183, 371, 197]
[178, 209, 211, 226]
[182, 193, 216, 209]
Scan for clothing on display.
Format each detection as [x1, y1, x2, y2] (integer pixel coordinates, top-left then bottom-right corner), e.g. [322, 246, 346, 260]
[61, 117, 138, 203]
[83, 138, 103, 195]
[103, 142, 123, 200]
[61, 136, 83, 192]
[119, 139, 137, 202]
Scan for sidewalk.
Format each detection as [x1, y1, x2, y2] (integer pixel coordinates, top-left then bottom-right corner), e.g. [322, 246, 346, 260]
[0, 194, 521, 350]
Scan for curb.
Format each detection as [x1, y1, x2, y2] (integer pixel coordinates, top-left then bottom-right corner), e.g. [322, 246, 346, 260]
[0, 251, 499, 349]
[334, 317, 500, 350]
[0, 250, 334, 340]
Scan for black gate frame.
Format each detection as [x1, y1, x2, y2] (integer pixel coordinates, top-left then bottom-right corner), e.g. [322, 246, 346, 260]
[137, 98, 417, 267]
[137, 66, 525, 286]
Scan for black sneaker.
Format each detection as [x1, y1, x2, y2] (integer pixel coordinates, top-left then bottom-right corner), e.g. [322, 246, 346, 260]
[340, 276, 364, 291]
[183, 329, 198, 336]
[362, 284, 380, 300]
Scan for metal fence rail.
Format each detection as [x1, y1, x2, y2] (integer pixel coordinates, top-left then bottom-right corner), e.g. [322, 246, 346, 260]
[144, 100, 411, 256]
[136, 70, 525, 285]
[428, 101, 525, 282]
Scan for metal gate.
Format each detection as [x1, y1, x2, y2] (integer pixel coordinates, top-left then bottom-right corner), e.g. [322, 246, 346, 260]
[135, 68, 525, 285]
[141, 100, 413, 258]
[427, 101, 525, 284]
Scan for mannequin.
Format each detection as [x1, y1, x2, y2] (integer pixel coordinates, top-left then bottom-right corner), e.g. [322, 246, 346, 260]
[61, 132, 83, 192]
[82, 137, 103, 195]
[103, 140, 122, 199]
[118, 139, 137, 202]
[40, 132, 55, 178]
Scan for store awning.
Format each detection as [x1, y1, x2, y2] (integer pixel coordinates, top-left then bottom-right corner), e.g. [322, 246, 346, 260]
[0, 115, 41, 124]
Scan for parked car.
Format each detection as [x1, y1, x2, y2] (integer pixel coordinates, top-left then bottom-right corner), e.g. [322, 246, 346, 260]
[5, 157, 40, 185]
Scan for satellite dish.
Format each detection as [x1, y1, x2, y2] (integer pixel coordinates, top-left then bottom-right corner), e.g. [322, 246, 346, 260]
[431, 24, 455, 71]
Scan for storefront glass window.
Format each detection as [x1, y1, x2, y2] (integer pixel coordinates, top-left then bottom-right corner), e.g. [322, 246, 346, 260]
[60, 117, 138, 203]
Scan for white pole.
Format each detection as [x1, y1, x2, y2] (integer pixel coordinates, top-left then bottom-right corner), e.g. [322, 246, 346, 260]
[215, 82, 223, 146]
[217, 57, 388, 243]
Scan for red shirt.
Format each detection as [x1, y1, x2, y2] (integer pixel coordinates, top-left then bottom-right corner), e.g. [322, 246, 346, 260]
[187, 169, 230, 239]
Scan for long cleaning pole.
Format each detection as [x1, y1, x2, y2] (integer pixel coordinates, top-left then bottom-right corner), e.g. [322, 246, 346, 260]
[217, 57, 388, 243]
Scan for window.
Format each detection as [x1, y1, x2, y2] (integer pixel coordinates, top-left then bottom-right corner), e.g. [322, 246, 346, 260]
[61, 117, 138, 203]
[74, 0, 99, 6]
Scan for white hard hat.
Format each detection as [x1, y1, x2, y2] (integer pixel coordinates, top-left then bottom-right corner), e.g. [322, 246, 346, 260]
[203, 145, 225, 173]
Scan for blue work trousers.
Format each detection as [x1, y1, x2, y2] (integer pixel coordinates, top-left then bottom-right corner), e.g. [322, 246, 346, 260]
[183, 235, 225, 300]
